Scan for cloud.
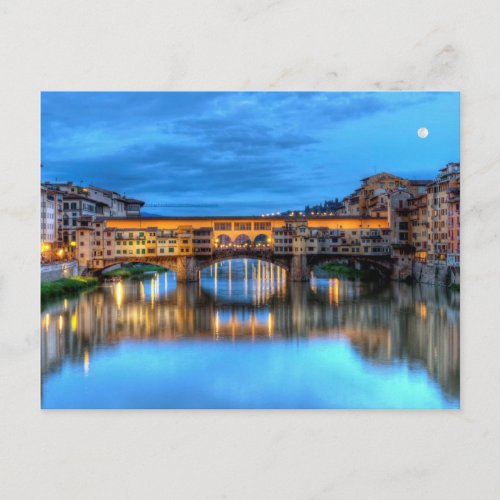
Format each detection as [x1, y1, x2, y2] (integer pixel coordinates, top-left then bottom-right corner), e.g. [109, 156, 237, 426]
[41, 91, 459, 214]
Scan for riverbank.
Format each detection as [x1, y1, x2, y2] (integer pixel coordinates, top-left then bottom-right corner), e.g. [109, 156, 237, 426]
[412, 261, 460, 288]
[320, 263, 382, 281]
[41, 259, 79, 282]
[41, 276, 99, 302]
[103, 264, 167, 280]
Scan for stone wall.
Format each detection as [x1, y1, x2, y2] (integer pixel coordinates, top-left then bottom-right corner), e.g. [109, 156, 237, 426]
[290, 255, 310, 282]
[391, 256, 413, 281]
[41, 260, 80, 282]
[413, 261, 460, 287]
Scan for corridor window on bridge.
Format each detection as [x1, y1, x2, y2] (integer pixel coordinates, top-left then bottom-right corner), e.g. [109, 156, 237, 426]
[40, 91, 460, 409]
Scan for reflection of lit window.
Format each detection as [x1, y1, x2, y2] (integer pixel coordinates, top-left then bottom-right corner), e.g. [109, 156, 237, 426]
[71, 312, 77, 332]
[115, 282, 123, 308]
[84, 349, 90, 375]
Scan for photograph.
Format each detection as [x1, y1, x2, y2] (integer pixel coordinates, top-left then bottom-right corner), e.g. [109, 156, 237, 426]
[40, 91, 460, 409]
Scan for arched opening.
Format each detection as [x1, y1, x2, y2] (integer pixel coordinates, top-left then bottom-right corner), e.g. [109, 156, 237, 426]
[234, 234, 251, 247]
[216, 234, 231, 247]
[98, 261, 176, 278]
[199, 256, 288, 275]
[254, 234, 269, 247]
[310, 256, 391, 282]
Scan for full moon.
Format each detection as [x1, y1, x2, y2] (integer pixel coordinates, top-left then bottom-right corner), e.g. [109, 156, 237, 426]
[417, 127, 429, 139]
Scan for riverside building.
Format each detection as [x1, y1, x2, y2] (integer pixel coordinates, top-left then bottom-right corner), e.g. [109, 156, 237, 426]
[40, 185, 64, 261]
[40, 181, 144, 259]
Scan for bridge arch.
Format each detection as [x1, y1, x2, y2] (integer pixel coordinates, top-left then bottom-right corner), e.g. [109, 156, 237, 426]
[94, 259, 178, 276]
[198, 254, 290, 274]
[254, 234, 269, 246]
[216, 234, 231, 246]
[234, 234, 251, 246]
[309, 255, 392, 279]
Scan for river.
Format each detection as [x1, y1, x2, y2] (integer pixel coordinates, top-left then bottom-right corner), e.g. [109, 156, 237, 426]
[41, 259, 460, 409]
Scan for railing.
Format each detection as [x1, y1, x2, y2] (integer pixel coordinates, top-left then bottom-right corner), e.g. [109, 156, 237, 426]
[213, 247, 273, 259]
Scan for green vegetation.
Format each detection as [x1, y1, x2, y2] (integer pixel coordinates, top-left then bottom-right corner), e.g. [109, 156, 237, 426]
[449, 283, 460, 291]
[320, 263, 381, 282]
[41, 276, 98, 302]
[104, 264, 167, 280]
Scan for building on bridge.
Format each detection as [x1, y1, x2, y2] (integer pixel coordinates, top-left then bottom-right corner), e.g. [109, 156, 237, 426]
[274, 220, 390, 257]
[77, 225, 215, 268]
[75, 215, 392, 281]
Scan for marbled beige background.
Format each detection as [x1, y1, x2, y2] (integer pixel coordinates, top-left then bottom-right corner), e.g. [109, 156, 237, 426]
[1, 1, 499, 498]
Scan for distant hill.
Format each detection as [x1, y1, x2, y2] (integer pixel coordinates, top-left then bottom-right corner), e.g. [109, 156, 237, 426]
[281, 198, 342, 216]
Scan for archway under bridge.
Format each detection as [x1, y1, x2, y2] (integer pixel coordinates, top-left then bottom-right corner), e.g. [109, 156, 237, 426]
[308, 255, 393, 280]
[93, 258, 179, 277]
[87, 253, 393, 282]
[198, 254, 290, 275]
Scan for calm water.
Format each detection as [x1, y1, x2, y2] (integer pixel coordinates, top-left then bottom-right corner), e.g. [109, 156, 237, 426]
[41, 259, 460, 409]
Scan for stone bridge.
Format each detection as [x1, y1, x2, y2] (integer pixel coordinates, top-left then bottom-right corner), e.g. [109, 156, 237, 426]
[94, 247, 393, 282]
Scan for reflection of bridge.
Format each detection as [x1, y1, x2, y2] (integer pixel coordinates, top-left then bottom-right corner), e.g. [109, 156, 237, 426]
[41, 279, 460, 398]
[96, 247, 393, 282]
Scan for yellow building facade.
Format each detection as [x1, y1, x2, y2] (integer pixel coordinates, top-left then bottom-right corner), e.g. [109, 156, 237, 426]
[75, 216, 390, 269]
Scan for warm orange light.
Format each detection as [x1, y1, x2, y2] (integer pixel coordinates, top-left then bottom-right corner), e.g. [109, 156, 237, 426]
[71, 312, 77, 332]
[115, 281, 123, 308]
[268, 312, 274, 338]
[83, 349, 90, 374]
[44, 313, 50, 331]
[70, 241, 77, 247]
[417, 303, 427, 320]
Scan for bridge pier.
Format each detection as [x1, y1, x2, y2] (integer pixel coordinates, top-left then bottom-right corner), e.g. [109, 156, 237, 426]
[290, 255, 310, 282]
[176, 256, 199, 282]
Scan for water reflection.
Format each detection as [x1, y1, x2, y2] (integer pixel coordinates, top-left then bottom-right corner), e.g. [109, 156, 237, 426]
[41, 259, 459, 408]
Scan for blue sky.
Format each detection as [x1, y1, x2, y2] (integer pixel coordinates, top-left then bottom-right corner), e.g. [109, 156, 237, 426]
[41, 91, 459, 215]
